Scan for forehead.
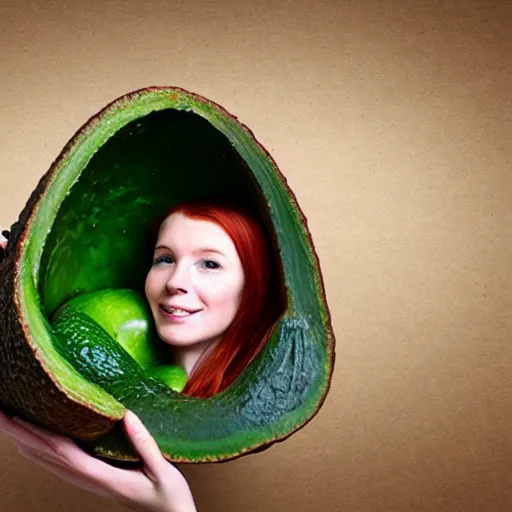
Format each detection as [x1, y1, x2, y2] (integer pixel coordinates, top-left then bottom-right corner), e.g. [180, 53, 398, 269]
[157, 212, 235, 252]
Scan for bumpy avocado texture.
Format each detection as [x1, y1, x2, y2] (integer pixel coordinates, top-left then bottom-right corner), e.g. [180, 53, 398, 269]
[0, 87, 335, 463]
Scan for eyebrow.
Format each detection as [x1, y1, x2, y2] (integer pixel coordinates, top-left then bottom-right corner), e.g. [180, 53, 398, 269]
[154, 245, 226, 256]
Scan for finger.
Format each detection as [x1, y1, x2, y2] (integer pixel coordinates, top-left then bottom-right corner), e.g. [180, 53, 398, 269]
[15, 442, 115, 500]
[13, 426, 155, 505]
[124, 411, 167, 481]
[0, 414, 55, 454]
[10, 418, 117, 475]
[12, 417, 91, 463]
[0, 229, 8, 248]
[12, 418, 133, 477]
[12, 417, 97, 460]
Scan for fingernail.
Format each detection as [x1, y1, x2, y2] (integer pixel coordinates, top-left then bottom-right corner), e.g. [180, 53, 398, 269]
[123, 411, 136, 435]
[125, 410, 140, 422]
[124, 410, 145, 434]
[124, 410, 138, 425]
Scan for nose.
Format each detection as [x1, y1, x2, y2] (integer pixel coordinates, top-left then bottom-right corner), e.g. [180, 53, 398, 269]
[165, 263, 190, 294]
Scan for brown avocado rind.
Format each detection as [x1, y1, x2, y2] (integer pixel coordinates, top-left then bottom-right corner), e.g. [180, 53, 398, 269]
[0, 180, 123, 439]
[0, 87, 335, 462]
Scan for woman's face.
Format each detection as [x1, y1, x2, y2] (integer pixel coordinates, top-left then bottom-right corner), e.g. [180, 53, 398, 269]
[145, 212, 245, 351]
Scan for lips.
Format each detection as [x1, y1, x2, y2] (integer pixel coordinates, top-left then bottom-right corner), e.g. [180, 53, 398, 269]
[159, 304, 201, 317]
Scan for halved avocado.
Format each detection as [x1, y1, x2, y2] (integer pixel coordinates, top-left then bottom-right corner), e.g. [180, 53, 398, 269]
[0, 87, 335, 463]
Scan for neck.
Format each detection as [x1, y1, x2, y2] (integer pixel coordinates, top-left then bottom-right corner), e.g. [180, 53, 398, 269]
[171, 338, 221, 376]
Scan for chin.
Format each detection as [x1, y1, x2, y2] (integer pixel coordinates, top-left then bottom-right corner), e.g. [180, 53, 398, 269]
[158, 334, 194, 347]
[157, 331, 205, 348]
[155, 323, 225, 348]
[164, 339, 198, 347]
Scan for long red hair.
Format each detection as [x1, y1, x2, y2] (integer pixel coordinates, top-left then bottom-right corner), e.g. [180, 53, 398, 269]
[152, 201, 284, 398]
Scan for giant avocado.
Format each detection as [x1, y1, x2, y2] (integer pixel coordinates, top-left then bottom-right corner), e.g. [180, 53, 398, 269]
[0, 87, 335, 463]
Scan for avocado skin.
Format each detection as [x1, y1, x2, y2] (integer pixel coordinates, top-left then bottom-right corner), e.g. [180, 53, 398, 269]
[52, 309, 184, 396]
[52, 310, 143, 388]
[0, 209, 120, 440]
[53, 289, 164, 369]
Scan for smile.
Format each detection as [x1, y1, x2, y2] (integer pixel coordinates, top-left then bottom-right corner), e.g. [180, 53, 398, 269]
[159, 305, 200, 317]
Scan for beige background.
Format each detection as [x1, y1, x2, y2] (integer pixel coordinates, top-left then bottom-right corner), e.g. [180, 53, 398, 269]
[1, 0, 510, 511]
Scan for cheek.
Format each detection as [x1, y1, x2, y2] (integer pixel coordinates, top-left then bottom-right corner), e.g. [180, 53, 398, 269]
[205, 279, 244, 320]
[230, 272, 245, 313]
[144, 271, 158, 306]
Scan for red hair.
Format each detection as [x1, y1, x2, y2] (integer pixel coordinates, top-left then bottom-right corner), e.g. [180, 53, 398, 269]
[154, 201, 284, 398]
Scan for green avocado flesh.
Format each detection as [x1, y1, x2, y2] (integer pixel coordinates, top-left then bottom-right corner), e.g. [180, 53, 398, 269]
[1, 87, 335, 463]
[145, 365, 188, 392]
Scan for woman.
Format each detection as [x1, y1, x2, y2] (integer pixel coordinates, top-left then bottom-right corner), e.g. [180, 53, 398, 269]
[149, 200, 283, 398]
[0, 200, 283, 511]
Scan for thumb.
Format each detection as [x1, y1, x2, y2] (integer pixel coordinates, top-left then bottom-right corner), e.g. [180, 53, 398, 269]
[124, 411, 167, 480]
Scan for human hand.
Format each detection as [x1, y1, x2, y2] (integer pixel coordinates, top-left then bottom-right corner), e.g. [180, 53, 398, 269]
[1, 228, 9, 263]
[0, 410, 197, 512]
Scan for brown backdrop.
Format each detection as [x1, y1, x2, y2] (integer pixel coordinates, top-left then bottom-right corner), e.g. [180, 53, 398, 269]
[1, 1, 510, 511]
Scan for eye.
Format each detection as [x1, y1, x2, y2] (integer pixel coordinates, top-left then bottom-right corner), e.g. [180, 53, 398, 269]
[200, 259, 221, 270]
[153, 255, 174, 266]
